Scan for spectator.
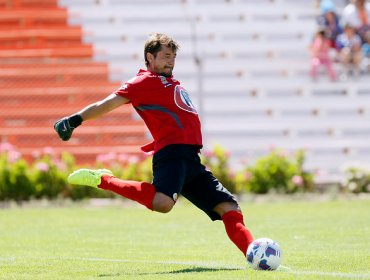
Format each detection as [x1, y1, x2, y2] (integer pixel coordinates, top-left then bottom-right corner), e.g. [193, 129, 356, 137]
[318, 0, 343, 49]
[310, 29, 337, 81]
[336, 24, 363, 78]
[341, 0, 370, 41]
[361, 30, 370, 71]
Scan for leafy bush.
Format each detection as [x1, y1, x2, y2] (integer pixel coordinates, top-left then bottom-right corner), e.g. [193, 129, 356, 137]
[0, 143, 34, 201]
[340, 162, 370, 193]
[201, 145, 239, 194]
[31, 156, 68, 199]
[70, 152, 153, 200]
[0, 142, 340, 201]
[96, 152, 152, 182]
[242, 149, 314, 194]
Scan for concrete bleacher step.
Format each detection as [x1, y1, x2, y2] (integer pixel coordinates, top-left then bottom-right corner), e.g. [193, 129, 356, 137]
[0, 45, 93, 58]
[0, 84, 120, 108]
[0, 78, 115, 89]
[0, 62, 111, 84]
[0, 106, 139, 128]
[0, 0, 58, 9]
[19, 145, 144, 164]
[0, 125, 148, 148]
[206, 132, 370, 149]
[0, 8, 69, 28]
[0, 27, 84, 47]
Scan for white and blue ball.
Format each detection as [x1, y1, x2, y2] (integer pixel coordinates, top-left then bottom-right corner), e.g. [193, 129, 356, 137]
[246, 238, 282, 270]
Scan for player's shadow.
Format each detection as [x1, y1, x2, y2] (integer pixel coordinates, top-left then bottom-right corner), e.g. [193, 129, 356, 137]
[98, 266, 243, 277]
[155, 266, 243, 274]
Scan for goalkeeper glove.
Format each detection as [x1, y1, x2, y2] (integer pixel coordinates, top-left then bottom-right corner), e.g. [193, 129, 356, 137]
[54, 114, 83, 141]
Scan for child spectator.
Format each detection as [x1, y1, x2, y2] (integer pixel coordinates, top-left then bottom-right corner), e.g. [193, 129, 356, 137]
[336, 24, 363, 78]
[341, 0, 370, 42]
[318, 1, 343, 49]
[310, 29, 337, 81]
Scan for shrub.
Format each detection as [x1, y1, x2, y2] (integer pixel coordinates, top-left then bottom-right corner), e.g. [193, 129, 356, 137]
[0, 142, 324, 201]
[201, 145, 239, 194]
[0, 144, 34, 201]
[31, 154, 69, 199]
[340, 162, 370, 193]
[243, 149, 314, 194]
[96, 152, 153, 182]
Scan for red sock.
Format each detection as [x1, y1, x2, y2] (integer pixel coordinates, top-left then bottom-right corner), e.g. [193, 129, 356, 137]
[222, 210, 254, 255]
[99, 175, 156, 210]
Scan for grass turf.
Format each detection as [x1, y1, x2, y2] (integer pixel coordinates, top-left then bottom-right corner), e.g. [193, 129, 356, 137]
[0, 197, 369, 279]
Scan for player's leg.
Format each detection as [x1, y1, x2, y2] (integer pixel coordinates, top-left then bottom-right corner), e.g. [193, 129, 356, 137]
[181, 166, 254, 256]
[68, 169, 176, 213]
[214, 201, 254, 256]
[68, 168, 157, 210]
[68, 147, 186, 213]
[101, 176, 176, 213]
[151, 156, 187, 212]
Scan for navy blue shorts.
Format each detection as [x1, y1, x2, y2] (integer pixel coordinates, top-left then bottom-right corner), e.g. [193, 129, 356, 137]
[152, 144, 238, 221]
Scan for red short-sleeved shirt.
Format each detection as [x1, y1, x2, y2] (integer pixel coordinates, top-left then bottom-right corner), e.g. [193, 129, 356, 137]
[114, 69, 202, 154]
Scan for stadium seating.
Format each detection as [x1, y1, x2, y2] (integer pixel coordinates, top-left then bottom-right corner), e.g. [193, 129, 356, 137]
[0, 0, 148, 163]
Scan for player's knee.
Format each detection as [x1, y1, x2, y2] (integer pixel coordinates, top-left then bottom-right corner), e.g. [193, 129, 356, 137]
[154, 203, 174, 213]
[152, 193, 175, 213]
[153, 200, 174, 213]
[213, 201, 240, 217]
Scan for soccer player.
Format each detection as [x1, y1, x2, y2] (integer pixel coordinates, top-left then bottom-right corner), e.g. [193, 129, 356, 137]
[54, 33, 254, 256]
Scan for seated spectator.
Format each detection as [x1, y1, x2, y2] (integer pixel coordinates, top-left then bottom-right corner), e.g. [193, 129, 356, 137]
[361, 30, 370, 72]
[341, 0, 370, 42]
[310, 29, 336, 81]
[336, 24, 363, 78]
[317, 0, 343, 49]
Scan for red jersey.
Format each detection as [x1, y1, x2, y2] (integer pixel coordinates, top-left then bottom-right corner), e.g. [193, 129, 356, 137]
[114, 69, 202, 154]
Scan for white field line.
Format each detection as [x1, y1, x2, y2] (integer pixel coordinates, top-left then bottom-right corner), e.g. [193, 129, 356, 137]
[1, 256, 370, 278]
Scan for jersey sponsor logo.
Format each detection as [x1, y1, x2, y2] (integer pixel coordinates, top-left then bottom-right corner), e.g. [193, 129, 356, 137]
[174, 85, 198, 114]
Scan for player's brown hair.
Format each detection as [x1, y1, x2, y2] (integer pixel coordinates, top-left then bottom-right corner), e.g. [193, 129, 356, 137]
[144, 33, 180, 67]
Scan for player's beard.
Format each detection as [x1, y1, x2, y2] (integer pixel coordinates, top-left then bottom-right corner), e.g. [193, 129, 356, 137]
[159, 66, 173, 77]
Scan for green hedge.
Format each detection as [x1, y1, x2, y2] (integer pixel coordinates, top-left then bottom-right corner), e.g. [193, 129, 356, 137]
[340, 162, 370, 193]
[0, 142, 367, 201]
[201, 145, 314, 194]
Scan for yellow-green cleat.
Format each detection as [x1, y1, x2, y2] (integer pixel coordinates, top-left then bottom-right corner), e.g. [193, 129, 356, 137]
[67, 168, 113, 187]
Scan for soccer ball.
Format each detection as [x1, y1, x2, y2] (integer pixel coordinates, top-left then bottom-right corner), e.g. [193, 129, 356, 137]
[246, 238, 282, 271]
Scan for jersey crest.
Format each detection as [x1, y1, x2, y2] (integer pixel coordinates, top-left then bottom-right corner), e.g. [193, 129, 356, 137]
[174, 85, 198, 114]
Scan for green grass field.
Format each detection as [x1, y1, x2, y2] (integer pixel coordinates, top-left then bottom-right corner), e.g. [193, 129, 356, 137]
[0, 197, 369, 279]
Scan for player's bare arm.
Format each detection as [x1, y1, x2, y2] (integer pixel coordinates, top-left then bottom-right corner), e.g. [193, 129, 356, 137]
[54, 93, 129, 141]
[78, 93, 129, 121]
